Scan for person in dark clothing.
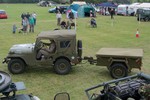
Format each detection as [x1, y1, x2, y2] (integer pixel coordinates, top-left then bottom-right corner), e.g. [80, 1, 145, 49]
[26, 12, 30, 20]
[110, 8, 114, 19]
[68, 11, 74, 22]
[126, 6, 128, 16]
[90, 17, 97, 28]
[21, 13, 26, 19]
[21, 13, 26, 25]
[56, 6, 59, 13]
[60, 20, 66, 29]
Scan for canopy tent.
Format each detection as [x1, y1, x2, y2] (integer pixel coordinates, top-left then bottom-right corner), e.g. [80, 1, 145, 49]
[68, 4, 80, 11]
[78, 4, 95, 18]
[97, 2, 117, 8]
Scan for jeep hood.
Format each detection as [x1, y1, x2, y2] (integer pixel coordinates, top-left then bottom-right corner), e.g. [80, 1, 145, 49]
[9, 43, 35, 54]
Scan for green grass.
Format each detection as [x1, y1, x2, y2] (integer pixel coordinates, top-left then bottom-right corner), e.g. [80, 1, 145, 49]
[0, 4, 150, 100]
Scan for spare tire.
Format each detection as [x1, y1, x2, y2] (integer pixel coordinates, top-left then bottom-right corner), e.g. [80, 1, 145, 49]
[77, 40, 82, 59]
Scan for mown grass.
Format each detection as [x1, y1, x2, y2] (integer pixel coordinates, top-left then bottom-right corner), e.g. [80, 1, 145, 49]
[0, 4, 150, 100]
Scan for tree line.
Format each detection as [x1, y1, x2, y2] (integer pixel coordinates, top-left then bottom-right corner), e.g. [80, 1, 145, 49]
[0, 0, 149, 3]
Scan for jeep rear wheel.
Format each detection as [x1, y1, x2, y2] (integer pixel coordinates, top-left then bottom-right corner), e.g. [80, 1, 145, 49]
[110, 63, 128, 79]
[8, 59, 26, 74]
[54, 59, 71, 75]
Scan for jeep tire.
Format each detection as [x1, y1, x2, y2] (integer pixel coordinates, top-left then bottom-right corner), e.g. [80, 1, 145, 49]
[54, 59, 71, 75]
[110, 63, 128, 79]
[8, 59, 26, 74]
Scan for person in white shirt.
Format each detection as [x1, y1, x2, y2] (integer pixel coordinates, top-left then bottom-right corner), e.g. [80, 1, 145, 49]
[56, 11, 62, 26]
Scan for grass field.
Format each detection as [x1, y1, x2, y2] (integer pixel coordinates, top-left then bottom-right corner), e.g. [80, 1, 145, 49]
[0, 4, 150, 100]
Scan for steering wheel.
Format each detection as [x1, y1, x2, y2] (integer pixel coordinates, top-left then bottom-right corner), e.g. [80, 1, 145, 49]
[36, 41, 44, 49]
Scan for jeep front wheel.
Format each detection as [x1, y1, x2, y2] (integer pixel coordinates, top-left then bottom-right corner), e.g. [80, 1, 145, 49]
[8, 59, 26, 74]
[54, 59, 71, 75]
[110, 63, 128, 79]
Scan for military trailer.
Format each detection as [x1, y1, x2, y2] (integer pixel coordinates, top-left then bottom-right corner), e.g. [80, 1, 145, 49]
[3, 30, 82, 75]
[84, 48, 143, 79]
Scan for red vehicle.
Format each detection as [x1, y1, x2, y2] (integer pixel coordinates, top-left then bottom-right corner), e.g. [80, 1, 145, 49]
[0, 10, 8, 19]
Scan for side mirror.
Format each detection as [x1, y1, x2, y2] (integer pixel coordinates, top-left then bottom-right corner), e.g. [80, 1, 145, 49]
[54, 92, 70, 100]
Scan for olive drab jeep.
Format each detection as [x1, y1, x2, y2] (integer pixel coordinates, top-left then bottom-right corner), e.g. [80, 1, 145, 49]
[3, 30, 82, 75]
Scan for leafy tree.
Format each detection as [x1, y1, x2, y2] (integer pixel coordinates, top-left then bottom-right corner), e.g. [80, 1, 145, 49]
[0, 0, 149, 3]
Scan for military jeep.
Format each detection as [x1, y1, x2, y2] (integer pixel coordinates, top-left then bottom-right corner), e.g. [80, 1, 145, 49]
[3, 30, 82, 75]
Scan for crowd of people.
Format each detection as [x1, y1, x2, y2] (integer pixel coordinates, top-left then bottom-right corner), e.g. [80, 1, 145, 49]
[12, 7, 98, 34]
[12, 12, 37, 34]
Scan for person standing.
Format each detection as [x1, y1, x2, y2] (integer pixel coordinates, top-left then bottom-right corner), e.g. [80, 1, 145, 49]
[56, 11, 62, 26]
[56, 6, 59, 13]
[22, 17, 28, 33]
[110, 8, 114, 19]
[21, 13, 26, 25]
[12, 24, 17, 34]
[68, 10, 74, 22]
[90, 10, 93, 17]
[32, 12, 37, 25]
[26, 12, 30, 20]
[29, 15, 34, 33]
[126, 6, 128, 16]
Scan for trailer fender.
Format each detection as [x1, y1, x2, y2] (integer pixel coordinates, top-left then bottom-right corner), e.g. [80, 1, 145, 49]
[108, 58, 130, 71]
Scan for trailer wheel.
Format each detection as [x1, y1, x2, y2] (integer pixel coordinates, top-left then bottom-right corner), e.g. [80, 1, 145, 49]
[110, 63, 128, 79]
[54, 59, 71, 75]
[8, 59, 26, 74]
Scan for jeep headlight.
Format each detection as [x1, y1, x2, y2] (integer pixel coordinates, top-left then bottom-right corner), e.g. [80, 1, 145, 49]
[71, 56, 75, 59]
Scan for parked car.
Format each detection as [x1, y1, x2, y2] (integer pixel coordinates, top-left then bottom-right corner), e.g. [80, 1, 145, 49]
[49, 1, 57, 6]
[0, 10, 8, 19]
[37, 0, 57, 7]
[48, 7, 56, 13]
[137, 8, 150, 21]
[48, 5, 69, 14]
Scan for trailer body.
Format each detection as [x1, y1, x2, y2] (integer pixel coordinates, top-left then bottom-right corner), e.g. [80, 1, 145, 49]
[95, 48, 143, 78]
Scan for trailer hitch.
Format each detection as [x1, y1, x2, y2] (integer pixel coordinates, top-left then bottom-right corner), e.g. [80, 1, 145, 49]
[83, 56, 97, 64]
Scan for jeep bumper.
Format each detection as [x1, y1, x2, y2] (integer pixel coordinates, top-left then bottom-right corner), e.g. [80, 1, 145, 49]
[2, 58, 10, 64]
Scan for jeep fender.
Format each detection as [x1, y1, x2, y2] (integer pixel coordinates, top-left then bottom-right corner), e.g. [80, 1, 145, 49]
[5, 57, 27, 66]
[54, 56, 71, 65]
